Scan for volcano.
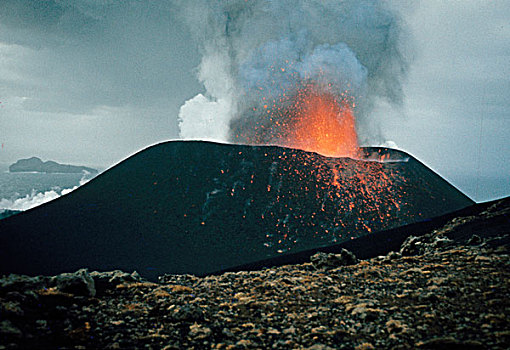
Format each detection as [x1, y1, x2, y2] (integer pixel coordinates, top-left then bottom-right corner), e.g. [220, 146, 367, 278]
[0, 141, 473, 280]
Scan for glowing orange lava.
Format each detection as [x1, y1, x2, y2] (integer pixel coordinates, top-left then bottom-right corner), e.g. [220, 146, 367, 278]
[231, 81, 404, 243]
[287, 87, 359, 158]
[233, 81, 360, 159]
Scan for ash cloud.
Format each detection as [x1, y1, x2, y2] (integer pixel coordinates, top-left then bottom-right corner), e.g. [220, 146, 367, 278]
[177, 0, 410, 146]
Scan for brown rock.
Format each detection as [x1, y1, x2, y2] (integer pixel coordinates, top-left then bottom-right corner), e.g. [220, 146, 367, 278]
[417, 337, 484, 349]
[310, 249, 358, 269]
[386, 319, 408, 334]
[188, 323, 212, 340]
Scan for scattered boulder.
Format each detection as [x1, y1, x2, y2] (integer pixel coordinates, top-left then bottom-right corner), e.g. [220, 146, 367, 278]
[310, 249, 358, 269]
[90, 270, 142, 294]
[383, 251, 402, 262]
[349, 305, 384, 321]
[400, 233, 453, 256]
[0, 274, 49, 293]
[50, 269, 95, 297]
[385, 319, 408, 334]
[400, 236, 422, 256]
[0, 270, 98, 299]
[467, 234, 483, 246]
[0, 300, 24, 317]
[167, 304, 205, 322]
[158, 273, 198, 286]
[0, 241, 507, 349]
[417, 336, 484, 350]
[188, 323, 211, 340]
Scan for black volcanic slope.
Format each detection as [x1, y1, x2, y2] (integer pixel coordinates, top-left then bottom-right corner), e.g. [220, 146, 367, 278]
[0, 141, 473, 280]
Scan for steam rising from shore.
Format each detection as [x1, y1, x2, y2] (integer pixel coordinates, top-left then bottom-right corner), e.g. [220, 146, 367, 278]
[0, 175, 90, 212]
[177, 0, 409, 146]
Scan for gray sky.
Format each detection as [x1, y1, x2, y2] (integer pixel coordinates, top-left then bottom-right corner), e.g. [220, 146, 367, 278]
[376, 0, 510, 201]
[0, 0, 508, 202]
[0, 1, 202, 166]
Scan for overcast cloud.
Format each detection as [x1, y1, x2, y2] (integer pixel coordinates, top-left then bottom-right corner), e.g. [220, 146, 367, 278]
[376, 0, 510, 201]
[0, 0, 201, 165]
[0, 0, 508, 201]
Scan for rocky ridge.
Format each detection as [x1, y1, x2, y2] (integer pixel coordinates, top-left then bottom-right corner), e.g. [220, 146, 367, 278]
[0, 198, 509, 349]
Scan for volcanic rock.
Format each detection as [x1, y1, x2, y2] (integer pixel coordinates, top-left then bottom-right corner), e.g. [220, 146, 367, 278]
[188, 323, 212, 340]
[0, 274, 49, 293]
[310, 248, 357, 269]
[90, 270, 142, 295]
[467, 234, 482, 245]
[400, 233, 453, 256]
[50, 269, 96, 297]
[417, 337, 484, 350]
[0, 197, 507, 349]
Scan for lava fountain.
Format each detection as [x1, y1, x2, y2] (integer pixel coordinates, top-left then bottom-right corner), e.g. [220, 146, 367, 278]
[284, 85, 358, 158]
[231, 79, 408, 235]
[234, 82, 360, 159]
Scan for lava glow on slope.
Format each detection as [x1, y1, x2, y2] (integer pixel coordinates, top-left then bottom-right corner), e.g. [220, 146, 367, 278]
[231, 81, 407, 238]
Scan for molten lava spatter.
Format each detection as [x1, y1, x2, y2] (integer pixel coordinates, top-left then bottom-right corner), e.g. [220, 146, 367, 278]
[234, 83, 359, 159]
[288, 87, 358, 158]
[231, 80, 409, 235]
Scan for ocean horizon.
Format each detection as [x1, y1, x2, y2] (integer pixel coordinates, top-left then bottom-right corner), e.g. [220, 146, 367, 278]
[0, 162, 99, 212]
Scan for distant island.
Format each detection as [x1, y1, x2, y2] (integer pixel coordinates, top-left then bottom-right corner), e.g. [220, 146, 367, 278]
[9, 157, 98, 174]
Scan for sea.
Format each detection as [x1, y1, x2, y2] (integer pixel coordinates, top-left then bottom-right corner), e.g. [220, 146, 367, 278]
[0, 162, 99, 216]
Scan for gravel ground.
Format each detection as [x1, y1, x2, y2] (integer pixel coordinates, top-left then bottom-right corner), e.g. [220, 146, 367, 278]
[1, 199, 509, 349]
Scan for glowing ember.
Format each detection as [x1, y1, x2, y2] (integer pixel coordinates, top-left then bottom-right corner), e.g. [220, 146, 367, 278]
[287, 87, 358, 158]
[234, 81, 359, 159]
[232, 79, 404, 237]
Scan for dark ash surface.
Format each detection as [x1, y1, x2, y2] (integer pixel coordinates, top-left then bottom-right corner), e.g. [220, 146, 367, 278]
[0, 197, 508, 349]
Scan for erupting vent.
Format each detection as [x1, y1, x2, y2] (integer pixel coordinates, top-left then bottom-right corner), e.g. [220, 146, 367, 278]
[236, 83, 359, 159]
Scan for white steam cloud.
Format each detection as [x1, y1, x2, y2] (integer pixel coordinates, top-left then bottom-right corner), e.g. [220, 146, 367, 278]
[0, 175, 91, 212]
[177, 0, 409, 145]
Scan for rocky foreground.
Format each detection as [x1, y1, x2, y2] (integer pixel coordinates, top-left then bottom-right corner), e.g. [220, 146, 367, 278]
[1, 198, 509, 349]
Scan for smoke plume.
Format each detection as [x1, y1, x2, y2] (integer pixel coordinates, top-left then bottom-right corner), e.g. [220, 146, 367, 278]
[177, 0, 409, 148]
